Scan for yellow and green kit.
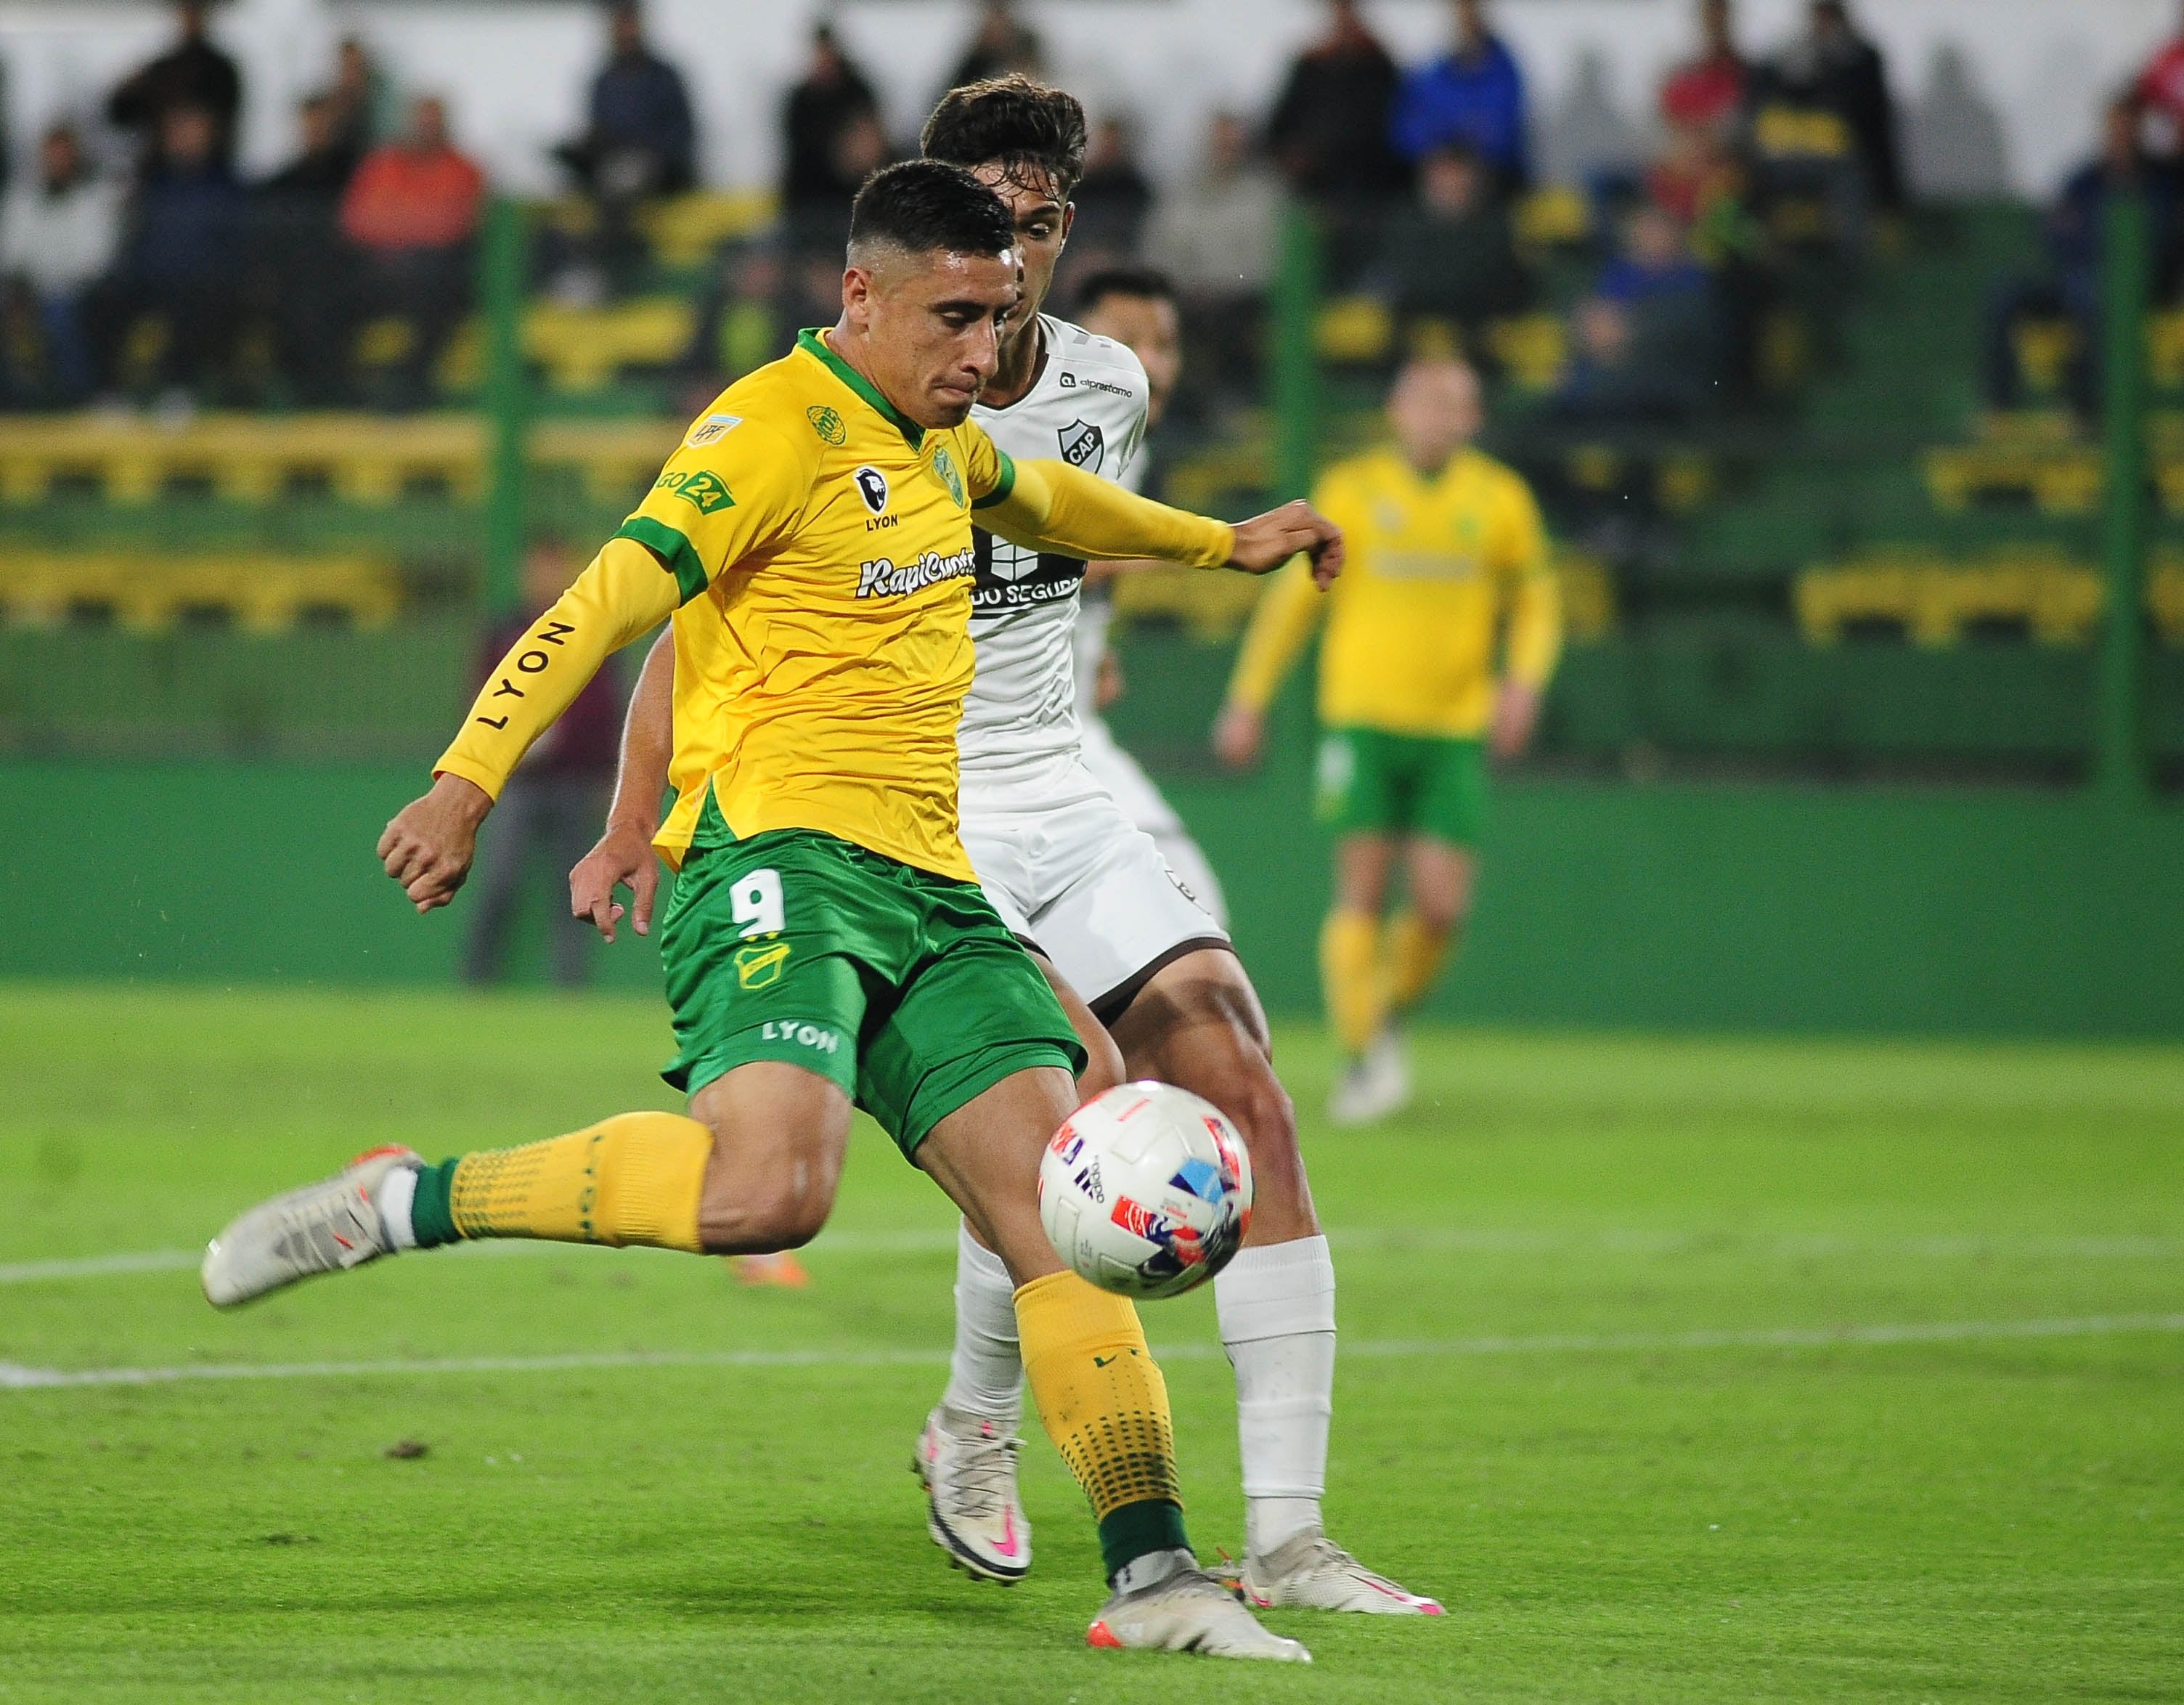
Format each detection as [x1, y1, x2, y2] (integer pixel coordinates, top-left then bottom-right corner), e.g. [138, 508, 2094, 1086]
[1227, 442, 1562, 849]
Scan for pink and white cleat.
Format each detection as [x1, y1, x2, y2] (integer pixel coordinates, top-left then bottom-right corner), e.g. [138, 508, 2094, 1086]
[1237, 1531, 1444, 1616]
[912, 1406, 1031, 1584]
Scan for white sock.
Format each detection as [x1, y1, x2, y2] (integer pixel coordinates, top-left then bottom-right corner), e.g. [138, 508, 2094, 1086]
[376, 1164, 419, 1252]
[1215, 1234, 1337, 1558]
[940, 1219, 1023, 1428]
[1113, 1545, 1195, 1594]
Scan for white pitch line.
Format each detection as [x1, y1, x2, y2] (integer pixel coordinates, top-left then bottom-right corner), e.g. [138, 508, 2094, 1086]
[7, 1228, 2182, 1289]
[4, 1314, 2180, 1393]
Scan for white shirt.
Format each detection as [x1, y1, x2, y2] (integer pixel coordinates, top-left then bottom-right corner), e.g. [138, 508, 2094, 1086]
[961, 314, 1149, 776]
[0, 176, 123, 297]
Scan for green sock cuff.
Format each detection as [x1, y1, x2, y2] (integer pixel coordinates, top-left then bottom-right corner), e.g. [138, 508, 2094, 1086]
[410, 1158, 462, 1248]
[1098, 1499, 1190, 1582]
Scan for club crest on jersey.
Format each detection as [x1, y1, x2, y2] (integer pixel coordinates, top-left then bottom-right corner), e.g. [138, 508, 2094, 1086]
[931, 445, 966, 508]
[1058, 418, 1105, 472]
[685, 413, 741, 449]
[807, 404, 846, 446]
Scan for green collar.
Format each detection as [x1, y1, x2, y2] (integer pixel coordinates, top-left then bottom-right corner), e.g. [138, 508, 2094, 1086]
[797, 327, 923, 449]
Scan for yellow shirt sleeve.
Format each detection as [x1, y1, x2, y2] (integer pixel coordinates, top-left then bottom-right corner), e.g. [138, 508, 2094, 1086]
[613, 415, 815, 602]
[434, 537, 681, 801]
[1224, 558, 1324, 712]
[978, 455, 1235, 567]
[1224, 468, 1349, 712]
[1494, 473, 1562, 689]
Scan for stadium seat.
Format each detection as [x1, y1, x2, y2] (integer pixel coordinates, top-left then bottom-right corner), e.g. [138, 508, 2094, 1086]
[636, 190, 779, 269]
[524, 297, 698, 393]
[1512, 186, 1591, 252]
[0, 550, 399, 632]
[1109, 563, 1266, 640]
[1555, 549, 1616, 642]
[1484, 314, 1567, 393]
[1796, 548, 2103, 647]
[1313, 296, 1393, 366]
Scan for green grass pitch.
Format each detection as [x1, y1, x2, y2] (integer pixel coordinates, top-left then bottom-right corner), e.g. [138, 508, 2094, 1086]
[2, 985, 2180, 1702]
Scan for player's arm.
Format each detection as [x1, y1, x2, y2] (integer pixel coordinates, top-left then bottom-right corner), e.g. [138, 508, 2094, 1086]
[379, 415, 809, 914]
[569, 627, 676, 943]
[378, 540, 682, 913]
[1213, 558, 1327, 769]
[1491, 480, 1562, 762]
[977, 452, 1342, 583]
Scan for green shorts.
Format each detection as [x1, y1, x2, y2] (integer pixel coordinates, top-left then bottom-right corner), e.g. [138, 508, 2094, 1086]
[657, 821, 1085, 1156]
[1316, 726, 1488, 847]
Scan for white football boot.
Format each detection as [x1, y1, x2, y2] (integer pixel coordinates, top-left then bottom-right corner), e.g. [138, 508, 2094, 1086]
[1088, 1562, 1311, 1660]
[201, 1145, 420, 1308]
[1238, 1531, 1443, 1615]
[913, 1407, 1032, 1584]
[1327, 1029, 1409, 1126]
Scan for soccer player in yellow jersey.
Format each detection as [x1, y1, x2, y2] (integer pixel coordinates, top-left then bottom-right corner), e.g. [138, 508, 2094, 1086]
[1218, 358, 1561, 1125]
[198, 162, 1341, 1661]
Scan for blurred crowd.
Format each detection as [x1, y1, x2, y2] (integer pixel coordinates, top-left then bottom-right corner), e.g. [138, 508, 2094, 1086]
[0, 0, 2151, 424]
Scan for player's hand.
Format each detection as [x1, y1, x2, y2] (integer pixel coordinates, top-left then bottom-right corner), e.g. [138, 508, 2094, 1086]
[570, 818, 662, 944]
[376, 773, 491, 914]
[1227, 500, 1343, 587]
[1213, 702, 1266, 770]
[1491, 679, 1543, 762]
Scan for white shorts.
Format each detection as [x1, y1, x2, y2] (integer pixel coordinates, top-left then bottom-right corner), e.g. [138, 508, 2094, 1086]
[961, 752, 1231, 1022]
[1077, 715, 1229, 929]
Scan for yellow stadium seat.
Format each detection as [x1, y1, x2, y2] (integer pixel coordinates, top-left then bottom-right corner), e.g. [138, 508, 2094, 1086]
[637, 190, 779, 267]
[1314, 296, 1393, 365]
[1514, 185, 1591, 250]
[0, 550, 400, 632]
[1485, 314, 1566, 392]
[1555, 549, 1615, 641]
[525, 297, 696, 392]
[1109, 564, 1266, 640]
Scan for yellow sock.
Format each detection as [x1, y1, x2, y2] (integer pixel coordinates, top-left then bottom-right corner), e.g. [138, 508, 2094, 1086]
[1319, 908, 1385, 1057]
[1384, 909, 1456, 1015]
[1016, 1269, 1190, 1578]
[409, 1111, 714, 1253]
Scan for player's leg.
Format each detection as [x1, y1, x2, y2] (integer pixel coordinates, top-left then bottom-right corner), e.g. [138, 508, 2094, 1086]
[203, 829, 876, 1305]
[1315, 727, 1414, 1122]
[865, 883, 1301, 1658]
[923, 946, 1120, 1584]
[1108, 949, 1439, 1615]
[1371, 737, 1488, 1095]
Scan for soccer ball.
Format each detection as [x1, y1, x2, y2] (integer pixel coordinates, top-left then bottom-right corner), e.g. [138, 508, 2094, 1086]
[1038, 1081, 1254, 1299]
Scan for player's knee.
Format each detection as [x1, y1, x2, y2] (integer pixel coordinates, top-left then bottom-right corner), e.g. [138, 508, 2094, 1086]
[738, 1173, 833, 1250]
[1222, 1059, 1300, 1164]
[1077, 1025, 1127, 1102]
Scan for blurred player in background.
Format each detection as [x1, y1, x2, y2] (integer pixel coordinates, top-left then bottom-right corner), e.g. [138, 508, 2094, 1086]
[576, 81, 1439, 1618]
[1069, 266, 1229, 927]
[1217, 358, 1561, 1124]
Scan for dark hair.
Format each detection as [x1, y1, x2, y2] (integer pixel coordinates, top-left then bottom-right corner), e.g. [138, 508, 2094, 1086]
[922, 74, 1088, 201]
[1074, 265, 1176, 318]
[847, 159, 1016, 260]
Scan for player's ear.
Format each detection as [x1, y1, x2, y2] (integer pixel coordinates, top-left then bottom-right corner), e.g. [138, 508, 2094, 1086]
[1059, 203, 1075, 247]
[841, 264, 874, 329]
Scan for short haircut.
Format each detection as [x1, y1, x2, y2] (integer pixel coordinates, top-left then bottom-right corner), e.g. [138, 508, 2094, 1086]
[1074, 265, 1177, 319]
[922, 75, 1089, 202]
[847, 159, 1016, 263]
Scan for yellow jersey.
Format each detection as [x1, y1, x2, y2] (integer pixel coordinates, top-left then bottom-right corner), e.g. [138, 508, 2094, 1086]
[434, 328, 1234, 882]
[1227, 445, 1561, 739]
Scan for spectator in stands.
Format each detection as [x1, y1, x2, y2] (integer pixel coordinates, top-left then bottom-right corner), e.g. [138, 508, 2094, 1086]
[340, 96, 486, 406]
[781, 24, 882, 248]
[1146, 112, 1279, 397]
[463, 537, 625, 990]
[1146, 112, 1280, 299]
[1068, 116, 1156, 261]
[1557, 205, 1720, 421]
[2130, 2, 2184, 162]
[1391, 0, 1531, 193]
[107, 1, 243, 172]
[94, 104, 246, 399]
[1376, 142, 1530, 350]
[1752, 0, 1902, 215]
[1266, 0, 1409, 207]
[258, 94, 362, 404]
[0, 123, 123, 404]
[1661, 0, 1750, 137]
[1985, 99, 2180, 414]
[556, 1, 696, 199]
[327, 36, 397, 162]
[945, 1, 1043, 91]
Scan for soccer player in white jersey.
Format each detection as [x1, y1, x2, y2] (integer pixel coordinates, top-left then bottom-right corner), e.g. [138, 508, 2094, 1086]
[1064, 266, 1230, 927]
[571, 77, 1438, 1618]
